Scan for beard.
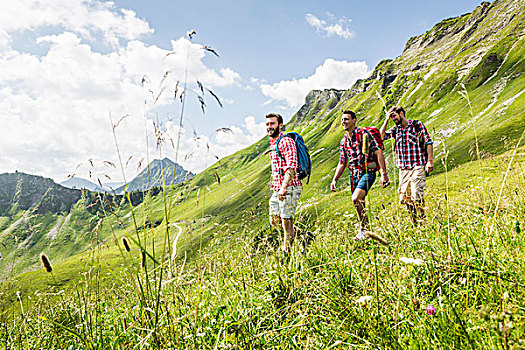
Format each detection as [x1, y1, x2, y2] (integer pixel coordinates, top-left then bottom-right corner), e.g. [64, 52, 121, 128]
[394, 119, 402, 126]
[268, 127, 280, 138]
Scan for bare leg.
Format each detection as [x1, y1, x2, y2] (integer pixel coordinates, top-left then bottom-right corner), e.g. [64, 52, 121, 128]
[415, 199, 426, 224]
[282, 218, 294, 253]
[404, 198, 418, 223]
[352, 188, 369, 231]
[402, 182, 418, 223]
[270, 215, 282, 231]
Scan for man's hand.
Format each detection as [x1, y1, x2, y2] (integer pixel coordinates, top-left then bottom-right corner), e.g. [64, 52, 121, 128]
[330, 180, 337, 192]
[425, 160, 434, 174]
[278, 186, 288, 201]
[380, 174, 390, 188]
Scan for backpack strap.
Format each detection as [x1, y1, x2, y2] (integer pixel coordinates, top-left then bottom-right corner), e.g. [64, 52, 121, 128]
[412, 120, 428, 162]
[275, 134, 287, 161]
[412, 120, 421, 133]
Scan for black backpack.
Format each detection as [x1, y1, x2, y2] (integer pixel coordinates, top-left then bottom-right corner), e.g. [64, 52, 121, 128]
[413, 120, 429, 162]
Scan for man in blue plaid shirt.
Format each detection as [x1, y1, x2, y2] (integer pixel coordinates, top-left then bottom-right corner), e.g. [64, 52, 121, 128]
[380, 106, 434, 224]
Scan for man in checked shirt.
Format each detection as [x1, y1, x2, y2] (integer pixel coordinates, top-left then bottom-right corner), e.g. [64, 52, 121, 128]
[380, 106, 434, 224]
[266, 113, 302, 260]
[331, 110, 389, 241]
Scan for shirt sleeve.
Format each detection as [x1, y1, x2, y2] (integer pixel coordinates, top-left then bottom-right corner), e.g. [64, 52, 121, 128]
[339, 138, 347, 164]
[384, 126, 396, 141]
[279, 137, 298, 171]
[418, 121, 433, 145]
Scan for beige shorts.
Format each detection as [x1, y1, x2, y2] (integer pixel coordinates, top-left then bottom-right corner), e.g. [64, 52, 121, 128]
[399, 166, 426, 203]
[269, 186, 302, 219]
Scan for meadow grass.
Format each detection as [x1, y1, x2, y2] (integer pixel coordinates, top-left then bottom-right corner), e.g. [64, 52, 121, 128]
[1, 146, 524, 349]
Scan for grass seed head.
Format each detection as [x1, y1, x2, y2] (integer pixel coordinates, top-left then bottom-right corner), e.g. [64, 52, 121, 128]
[122, 237, 131, 252]
[362, 133, 370, 155]
[40, 253, 53, 273]
[412, 298, 420, 310]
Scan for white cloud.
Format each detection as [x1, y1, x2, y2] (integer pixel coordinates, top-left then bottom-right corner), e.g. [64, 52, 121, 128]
[0, 0, 152, 45]
[305, 13, 354, 40]
[162, 116, 266, 173]
[259, 58, 370, 108]
[0, 1, 242, 182]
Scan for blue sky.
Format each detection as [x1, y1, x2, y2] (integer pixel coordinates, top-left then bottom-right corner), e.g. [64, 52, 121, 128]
[0, 0, 483, 183]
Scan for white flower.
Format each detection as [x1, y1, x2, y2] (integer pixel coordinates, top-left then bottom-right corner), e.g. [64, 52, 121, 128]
[355, 295, 373, 304]
[400, 257, 425, 265]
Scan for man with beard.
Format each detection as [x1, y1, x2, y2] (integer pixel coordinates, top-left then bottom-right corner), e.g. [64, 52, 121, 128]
[331, 110, 390, 241]
[380, 106, 434, 224]
[266, 113, 302, 260]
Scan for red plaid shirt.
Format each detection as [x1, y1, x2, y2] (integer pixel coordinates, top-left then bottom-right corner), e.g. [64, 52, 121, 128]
[384, 119, 433, 169]
[269, 132, 301, 191]
[339, 127, 379, 179]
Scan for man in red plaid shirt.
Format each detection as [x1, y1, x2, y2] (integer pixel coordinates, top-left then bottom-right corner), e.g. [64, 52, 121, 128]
[266, 113, 302, 259]
[380, 106, 434, 224]
[331, 110, 389, 241]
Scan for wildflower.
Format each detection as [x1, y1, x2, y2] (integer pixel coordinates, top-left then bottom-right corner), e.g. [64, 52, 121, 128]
[40, 253, 53, 273]
[426, 305, 436, 315]
[121, 237, 131, 252]
[400, 257, 424, 265]
[355, 295, 373, 304]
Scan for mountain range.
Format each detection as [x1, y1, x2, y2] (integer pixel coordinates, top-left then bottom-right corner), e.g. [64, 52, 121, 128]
[59, 158, 193, 194]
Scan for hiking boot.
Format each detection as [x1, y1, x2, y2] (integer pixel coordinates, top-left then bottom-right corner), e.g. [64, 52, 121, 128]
[354, 229, 369, 241]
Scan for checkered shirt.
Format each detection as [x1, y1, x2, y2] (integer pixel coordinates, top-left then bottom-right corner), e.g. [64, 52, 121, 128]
[384, 119, 433, 169]
[339, 127, 379, 179]
[269, 132, 301, 192]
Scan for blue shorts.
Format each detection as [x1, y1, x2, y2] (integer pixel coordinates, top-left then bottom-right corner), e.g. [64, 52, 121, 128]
[351, 171, 376, 193]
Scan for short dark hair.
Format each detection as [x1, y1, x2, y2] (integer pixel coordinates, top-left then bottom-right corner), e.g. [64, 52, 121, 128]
[266, 113, 283, 125]
[342, 110, 356, 119]
[388, 106, 405, 116]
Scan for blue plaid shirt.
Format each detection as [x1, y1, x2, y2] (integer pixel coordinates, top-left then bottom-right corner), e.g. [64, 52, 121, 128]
[384, 120, 433, 169]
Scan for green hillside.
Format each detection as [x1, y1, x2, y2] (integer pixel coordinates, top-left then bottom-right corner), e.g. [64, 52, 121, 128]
[1, 0, 524, 348]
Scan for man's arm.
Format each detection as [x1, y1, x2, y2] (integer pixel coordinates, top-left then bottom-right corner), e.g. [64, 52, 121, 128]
[380, 115, 390, 140]
[374, 149, 390, 187]
[278, 168, 296, 200]
[278, 138, 299, 200]
[331, 161, 347, 191]
[419, 121, 434, 174]
[426, 143, 434, 173]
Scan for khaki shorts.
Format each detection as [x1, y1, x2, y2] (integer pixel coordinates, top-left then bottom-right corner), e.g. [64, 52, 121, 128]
[399, 166, 426, 203]
[269, 186, 302, 219]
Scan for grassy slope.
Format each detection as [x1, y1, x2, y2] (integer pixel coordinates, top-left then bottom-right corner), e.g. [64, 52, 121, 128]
[3, 143, 525, 349]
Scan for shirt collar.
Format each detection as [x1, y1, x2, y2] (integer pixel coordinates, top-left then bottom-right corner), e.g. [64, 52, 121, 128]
[400, 119, 413, 130]
[345, 126, 360, 140]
